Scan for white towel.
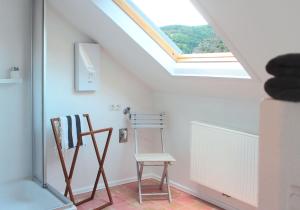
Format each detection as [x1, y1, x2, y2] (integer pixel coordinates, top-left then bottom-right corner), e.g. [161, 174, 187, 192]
[59, 116, 69, 150]
[79, 115, 89, 145]
[71, 115, 78, 147]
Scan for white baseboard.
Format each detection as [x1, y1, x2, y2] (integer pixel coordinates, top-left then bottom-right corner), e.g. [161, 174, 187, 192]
[67, 173, 255, 210]
[150, 174, 234, 210]
[71, 173, 153, 195]
[151, 173, 256, 210]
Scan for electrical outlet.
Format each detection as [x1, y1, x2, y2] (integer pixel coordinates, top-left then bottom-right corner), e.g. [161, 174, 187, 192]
[110, 104, 121, 111]
[115, 104, 121, 111]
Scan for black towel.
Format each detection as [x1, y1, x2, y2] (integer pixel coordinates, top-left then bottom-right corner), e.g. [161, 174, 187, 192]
[66, 116, 74, 149]
[266, 54, 300, 77]
[264, 77, 300, 102]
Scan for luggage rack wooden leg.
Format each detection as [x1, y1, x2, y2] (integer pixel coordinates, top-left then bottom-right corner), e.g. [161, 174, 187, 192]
[85, 114, 113, 209]
[51, 115, 113, 210]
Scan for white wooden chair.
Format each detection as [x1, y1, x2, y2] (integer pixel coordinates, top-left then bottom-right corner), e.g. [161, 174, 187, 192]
[130, 113, 176, 203]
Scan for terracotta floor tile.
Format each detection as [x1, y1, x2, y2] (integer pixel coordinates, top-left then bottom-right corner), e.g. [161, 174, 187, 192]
[75, 179, 223, 210]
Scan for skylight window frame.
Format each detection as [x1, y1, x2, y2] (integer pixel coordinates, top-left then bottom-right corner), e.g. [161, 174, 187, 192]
[113, 0, 237, 63]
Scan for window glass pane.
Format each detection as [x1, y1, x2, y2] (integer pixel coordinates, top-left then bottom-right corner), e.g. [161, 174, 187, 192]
[129, 0, 229, 54]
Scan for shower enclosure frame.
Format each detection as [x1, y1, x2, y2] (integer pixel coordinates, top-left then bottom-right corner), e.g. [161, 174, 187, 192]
[32, 0, 73, 208]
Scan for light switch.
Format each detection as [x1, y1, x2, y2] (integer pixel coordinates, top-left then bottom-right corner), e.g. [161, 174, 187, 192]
[119, 128, 128, 143]
[289, 185, 300, 210]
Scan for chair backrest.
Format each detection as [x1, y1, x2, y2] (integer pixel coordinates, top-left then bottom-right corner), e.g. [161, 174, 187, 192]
[130, 113, 166, 154]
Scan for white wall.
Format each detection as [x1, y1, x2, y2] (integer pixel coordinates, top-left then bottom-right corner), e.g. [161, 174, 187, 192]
[153, 92, 260, 210]
[45, 6, 155, 192]
[259, 99, 300, 210]
[46, 3, 263, 209]
[0, 0, 32, 184]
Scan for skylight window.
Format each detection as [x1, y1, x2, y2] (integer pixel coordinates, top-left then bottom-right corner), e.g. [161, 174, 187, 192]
[113, 0, 236, 63]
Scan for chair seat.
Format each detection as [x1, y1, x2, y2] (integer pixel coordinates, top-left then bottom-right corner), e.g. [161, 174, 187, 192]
[135, 153, 176, 162]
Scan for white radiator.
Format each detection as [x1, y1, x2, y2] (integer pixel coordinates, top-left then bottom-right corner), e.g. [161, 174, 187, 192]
[190, 121, 258, 206]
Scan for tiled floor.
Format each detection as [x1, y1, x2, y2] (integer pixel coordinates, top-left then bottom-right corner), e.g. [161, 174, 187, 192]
[76, 179, 223, 210]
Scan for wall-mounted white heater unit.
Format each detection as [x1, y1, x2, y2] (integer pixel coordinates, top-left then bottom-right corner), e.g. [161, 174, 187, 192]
[190, 121, 258, 207]
[75, 43, 100, 92]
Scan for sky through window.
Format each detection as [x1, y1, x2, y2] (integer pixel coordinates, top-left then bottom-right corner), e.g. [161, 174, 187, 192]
[129, 0, 230, 54]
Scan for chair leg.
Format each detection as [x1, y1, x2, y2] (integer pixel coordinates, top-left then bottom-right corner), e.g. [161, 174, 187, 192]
[165, 163, 172, 203]
[136, 162, 143, 204]
[159, 163, 167, 190]
[139, 163, 144, 180]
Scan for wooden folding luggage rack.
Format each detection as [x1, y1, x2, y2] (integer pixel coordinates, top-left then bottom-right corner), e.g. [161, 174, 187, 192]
[50, 114, 113, 209]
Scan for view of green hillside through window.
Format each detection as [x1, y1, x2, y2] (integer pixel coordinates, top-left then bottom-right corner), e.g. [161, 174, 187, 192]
[129, 0, 230, 55]
[161, 25, 229, 54]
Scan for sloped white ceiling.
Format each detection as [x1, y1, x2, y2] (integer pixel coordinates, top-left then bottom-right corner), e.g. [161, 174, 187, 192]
[47, 0, 282, 99]
[193, 0, 300, 82]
